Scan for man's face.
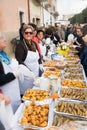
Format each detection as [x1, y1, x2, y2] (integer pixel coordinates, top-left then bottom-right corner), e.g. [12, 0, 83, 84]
[76, 29, 83, 37]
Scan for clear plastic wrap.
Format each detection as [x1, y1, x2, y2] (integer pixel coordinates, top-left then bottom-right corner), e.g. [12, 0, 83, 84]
[57, 120, 87, 130]
[53, 113, 77, 127]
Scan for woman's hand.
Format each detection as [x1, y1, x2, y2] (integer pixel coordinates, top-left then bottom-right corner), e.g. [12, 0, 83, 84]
[0, 94, 11, 105]
[3, 95, 11, 105]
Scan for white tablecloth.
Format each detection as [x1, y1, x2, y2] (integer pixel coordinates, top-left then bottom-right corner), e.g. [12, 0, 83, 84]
[13, 103, 24, 130]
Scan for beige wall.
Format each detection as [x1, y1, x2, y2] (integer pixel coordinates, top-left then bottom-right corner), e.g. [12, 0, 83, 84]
[0, 0, 28, 32]
[30, 0, 41, 26]
[0, 0, 29, 56]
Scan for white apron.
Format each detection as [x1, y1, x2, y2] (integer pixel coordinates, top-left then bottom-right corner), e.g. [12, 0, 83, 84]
[19, 50, 39, 95]
[39, 44, 46, 57]
[19, 76, 34, 95]
[1, 62, 21, 113]
[24, 50, 39, 77]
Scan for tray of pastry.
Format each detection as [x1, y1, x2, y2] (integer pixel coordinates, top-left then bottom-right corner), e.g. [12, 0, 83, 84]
[18, 101, 50, 129]
[45, 67, 60, 72]
[54, 98, 87, 120]
[65, 58, 80, 63]
[22, 89, 51, 103]
[52, 114, 87, 130]
[64, 68, 83, 74]
[43, 60, 67, 69]
[42, 61, 57, 67]
[53, 113, 78, 127]
[65, 64, 83, 69]
[64, 73, 84, 80]
[59, 86, 87, 101]
[66, 55, 79, 60]
[66, 60, 79, 64]
[61, 79, 87, 88]
[43, 70, 62, 78]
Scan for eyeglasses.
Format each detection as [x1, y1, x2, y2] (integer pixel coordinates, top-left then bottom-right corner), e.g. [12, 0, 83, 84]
[24, 32, 33, 35]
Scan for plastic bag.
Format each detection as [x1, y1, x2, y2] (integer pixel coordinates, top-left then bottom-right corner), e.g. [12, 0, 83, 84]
[0, 100, 15, 130]
[68, 34, 74, 42]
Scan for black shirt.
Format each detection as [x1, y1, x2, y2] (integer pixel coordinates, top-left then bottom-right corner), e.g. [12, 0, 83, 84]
[0, 62, 15, 86]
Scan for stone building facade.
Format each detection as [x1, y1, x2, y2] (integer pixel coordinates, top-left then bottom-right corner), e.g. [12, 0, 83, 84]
[0, 0, 58, 55]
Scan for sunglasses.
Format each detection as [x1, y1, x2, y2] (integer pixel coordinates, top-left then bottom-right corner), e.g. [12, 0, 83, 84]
[24, 31, 33, 35]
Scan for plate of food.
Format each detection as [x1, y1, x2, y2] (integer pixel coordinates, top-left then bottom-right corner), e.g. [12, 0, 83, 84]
[18, 101, 51, 129]
[22, 89, 51, 102]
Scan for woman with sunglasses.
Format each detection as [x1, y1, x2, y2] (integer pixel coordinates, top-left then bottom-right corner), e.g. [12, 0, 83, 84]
[15, 25, 40, 95]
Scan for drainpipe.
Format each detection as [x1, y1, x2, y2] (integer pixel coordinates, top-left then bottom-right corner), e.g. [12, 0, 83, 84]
[27, 0, 30, 23]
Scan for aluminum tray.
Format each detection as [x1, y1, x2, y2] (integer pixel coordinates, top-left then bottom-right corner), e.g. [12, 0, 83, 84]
[64, 68, 83, 74]
[66, 64, 83, 68]
[66, 60, 79, 64]
[52, 112, 82, 127]
[61, 79, 87, 88]
[63, 67, 87, 85]
[22, 89, 52, 104]
[65, 58, 79, 62]
[59, 86, 87, 101]
[42, 61, 57, 67]
[63, 73, 84, 80]
[54, 98, 87, 120]
[18, 101, 51, 129]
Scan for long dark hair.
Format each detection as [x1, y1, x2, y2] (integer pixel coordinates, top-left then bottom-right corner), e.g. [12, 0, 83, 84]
[0, 62, 4, 73]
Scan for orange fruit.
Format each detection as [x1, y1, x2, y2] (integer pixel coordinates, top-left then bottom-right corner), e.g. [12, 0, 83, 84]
[51, 93, 58, 99]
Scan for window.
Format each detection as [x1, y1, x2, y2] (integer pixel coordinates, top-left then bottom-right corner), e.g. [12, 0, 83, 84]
[32, 18, 35, 24]
[36, 18, 40, 26]
[19, 11, 24, 26]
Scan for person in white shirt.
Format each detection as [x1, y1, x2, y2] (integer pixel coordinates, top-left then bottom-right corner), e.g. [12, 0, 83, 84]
[36, 30, 46, 59]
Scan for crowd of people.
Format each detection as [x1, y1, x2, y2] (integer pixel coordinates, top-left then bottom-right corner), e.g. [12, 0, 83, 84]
[0, 22, 87, 129]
